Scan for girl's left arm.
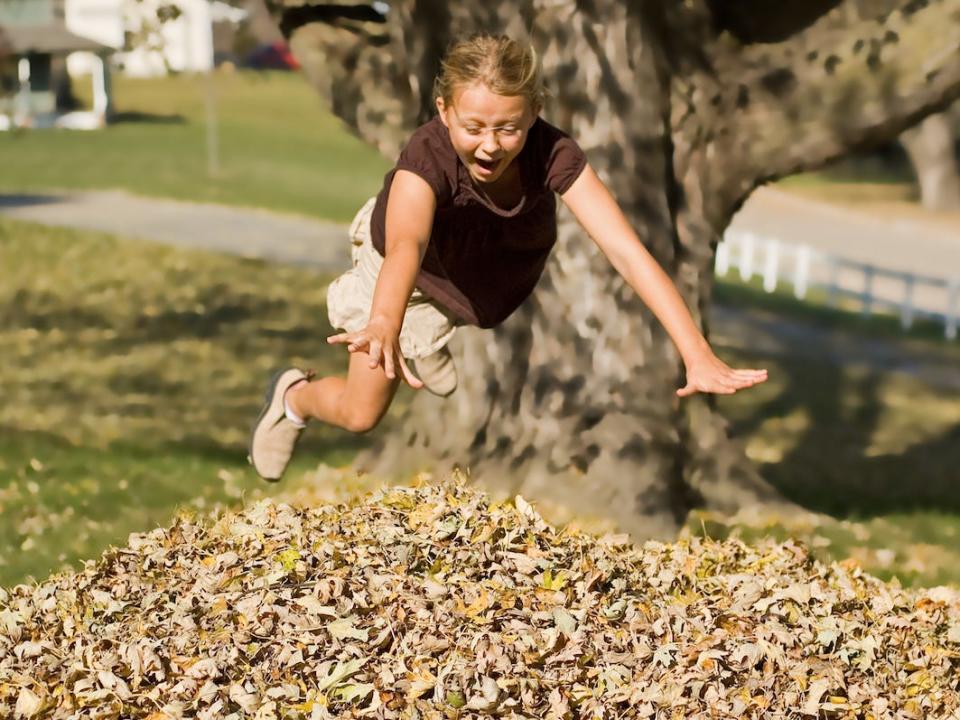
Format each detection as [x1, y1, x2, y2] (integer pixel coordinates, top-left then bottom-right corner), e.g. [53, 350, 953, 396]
[561, 163, 767, 397]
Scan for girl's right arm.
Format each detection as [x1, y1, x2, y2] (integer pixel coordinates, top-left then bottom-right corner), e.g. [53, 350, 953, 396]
[327, 170, 436, 386]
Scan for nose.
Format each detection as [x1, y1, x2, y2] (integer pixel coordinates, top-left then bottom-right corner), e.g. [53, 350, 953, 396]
[479, 129, 501, 154]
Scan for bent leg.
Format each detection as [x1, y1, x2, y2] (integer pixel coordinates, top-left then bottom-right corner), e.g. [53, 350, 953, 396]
[288, 351, 400, 433]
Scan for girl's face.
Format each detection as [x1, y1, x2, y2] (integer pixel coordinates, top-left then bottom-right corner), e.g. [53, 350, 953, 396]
[436, 82, 539, 186]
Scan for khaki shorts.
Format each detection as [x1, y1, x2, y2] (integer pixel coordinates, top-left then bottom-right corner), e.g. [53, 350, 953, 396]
[327, 198, 459, 361]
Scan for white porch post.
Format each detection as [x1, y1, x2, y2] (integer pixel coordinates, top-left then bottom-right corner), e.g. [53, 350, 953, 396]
[15, 57, 32, 125]
[90, 53, 113, 120]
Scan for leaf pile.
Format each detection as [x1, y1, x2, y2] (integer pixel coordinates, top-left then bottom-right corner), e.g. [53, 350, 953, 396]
[1, 478, 958, 719]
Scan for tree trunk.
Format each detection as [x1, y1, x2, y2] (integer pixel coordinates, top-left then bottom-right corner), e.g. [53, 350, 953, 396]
[265, 0, 960, 540]
[901, 109, 960, 211]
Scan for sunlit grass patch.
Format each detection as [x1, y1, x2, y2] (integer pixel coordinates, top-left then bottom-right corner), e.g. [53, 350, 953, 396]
[686, 508, 960, 589]
[0, 71, 389, 222]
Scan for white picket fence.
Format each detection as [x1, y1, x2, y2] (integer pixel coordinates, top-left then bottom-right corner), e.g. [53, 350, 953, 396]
[716, 230, 959, 340]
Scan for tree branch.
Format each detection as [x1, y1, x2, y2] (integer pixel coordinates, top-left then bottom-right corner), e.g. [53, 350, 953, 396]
[677, 0, 960, 220]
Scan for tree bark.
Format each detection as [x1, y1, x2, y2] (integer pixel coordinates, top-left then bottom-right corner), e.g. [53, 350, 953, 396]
[265, 0, 960, 539]
[900, 108, 960, 211]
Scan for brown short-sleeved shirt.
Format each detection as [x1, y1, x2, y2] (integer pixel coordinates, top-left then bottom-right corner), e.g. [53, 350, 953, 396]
[370, 115, 587, 328]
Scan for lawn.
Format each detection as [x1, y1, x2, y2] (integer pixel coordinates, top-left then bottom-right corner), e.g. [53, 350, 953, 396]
[0, 217, 391, 586]
[778, 148, 960, 230]
[0, 71, 389, 222]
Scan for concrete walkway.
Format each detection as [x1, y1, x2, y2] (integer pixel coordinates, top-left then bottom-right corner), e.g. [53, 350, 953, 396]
[0, 190, 351, 271]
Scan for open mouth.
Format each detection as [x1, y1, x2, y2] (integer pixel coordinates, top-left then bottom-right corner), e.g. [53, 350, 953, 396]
[474, 157, 500, 174]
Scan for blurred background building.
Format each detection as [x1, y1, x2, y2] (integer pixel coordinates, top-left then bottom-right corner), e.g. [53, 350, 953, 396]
[0, 0, 272, 130]
[0, 0, 113, 128]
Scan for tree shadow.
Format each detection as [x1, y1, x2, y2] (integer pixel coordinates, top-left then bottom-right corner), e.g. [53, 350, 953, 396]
[723, 321, 960, 519]
[4, 274, 351, 463]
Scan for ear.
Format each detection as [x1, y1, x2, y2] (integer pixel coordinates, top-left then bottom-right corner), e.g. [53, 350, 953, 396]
[436, 96, 450, 128]
[526, 102, 542, 127]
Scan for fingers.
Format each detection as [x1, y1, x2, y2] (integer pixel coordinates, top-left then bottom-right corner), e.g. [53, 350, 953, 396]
[328, 332, 370, 354]
[732, 369, 768, 381]
[678, 371, 767, 397]
[678, 358, 768, 398]
[368, 339, 383, 370]
[327, 332, 352, 345]
[331, 330, 423, 389]
[385, 346, 425, 389]
[382, 344, 396, 380]
[398, 357, 424, 389]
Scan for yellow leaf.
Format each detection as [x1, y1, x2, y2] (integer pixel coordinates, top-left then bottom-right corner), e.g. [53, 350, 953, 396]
[277, 548, 300, 572]
[460, 589, 492, 621]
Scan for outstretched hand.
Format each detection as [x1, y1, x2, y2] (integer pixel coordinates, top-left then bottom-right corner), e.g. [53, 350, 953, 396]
[677, 351, 767, 397]
[327, 319, 424, 389]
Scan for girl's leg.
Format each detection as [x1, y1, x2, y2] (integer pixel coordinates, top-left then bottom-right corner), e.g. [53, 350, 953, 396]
[287, 350, 400, 433]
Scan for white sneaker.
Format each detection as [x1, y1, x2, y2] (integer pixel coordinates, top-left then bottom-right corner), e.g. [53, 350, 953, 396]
[248, 367, 313, 481]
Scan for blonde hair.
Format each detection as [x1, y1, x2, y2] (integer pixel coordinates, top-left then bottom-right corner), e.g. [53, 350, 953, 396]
[433, 35, 546, 108]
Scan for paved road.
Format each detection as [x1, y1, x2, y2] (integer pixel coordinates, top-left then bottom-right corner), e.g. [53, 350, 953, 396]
[730, 186, 959, 279]
[728, 187, 960, 319]
[0, 190, 351, 271]
[1, 187, 957, 387]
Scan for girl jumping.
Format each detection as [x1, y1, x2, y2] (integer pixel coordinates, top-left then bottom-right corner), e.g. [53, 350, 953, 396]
[249, 34, 767, 482]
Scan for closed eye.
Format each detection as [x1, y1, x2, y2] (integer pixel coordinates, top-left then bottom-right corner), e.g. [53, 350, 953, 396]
[465, 125, 521, 135]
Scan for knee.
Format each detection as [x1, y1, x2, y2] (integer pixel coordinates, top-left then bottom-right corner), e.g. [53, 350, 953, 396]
[339, 408, 382, 434]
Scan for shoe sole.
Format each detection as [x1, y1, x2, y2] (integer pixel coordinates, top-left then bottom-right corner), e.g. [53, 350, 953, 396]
[247, 367, 292, 482]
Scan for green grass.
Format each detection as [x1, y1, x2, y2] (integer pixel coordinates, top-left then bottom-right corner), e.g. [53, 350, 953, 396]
[0, 216, 381, 586]
[776, 147, 919, 204]
[0, 72, 390, 222]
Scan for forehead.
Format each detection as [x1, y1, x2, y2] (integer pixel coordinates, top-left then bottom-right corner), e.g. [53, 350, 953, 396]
[450, 82, 530, 121]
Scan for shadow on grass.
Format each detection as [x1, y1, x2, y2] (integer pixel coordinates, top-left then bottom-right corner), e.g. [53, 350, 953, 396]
[109, 111, 186, 125]
[714, 278, 960, 518]
[0, 422, 369, 463]
[714, 282, 954, 346]
[6, 284, 318, 341]
[0, 193, 67, 209]
[725, 345, 960, 519]
[153, 431, 370, 467]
